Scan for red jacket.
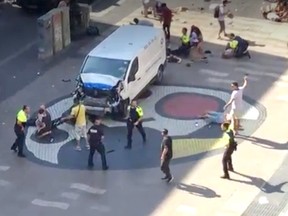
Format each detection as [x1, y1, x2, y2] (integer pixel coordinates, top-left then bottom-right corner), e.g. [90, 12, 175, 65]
[161, 7, 172, 25]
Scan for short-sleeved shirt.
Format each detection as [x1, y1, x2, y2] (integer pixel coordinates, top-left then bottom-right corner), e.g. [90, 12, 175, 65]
[71, 104, 86, 126]
[218, 4, 226, 21]
[87, 125, 104, 146]
[161, 136, 173, 159]
[230, 87, 245, 111]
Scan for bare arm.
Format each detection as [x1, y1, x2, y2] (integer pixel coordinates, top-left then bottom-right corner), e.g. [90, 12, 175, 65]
[240, 75, 248, 89]
[161, 147, 168, 160]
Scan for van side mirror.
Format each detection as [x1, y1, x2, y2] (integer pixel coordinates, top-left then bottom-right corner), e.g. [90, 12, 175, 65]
[128, 74, 136, 83]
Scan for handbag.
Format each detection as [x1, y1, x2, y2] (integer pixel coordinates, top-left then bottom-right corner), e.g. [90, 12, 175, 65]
[71, 105, 81, 125]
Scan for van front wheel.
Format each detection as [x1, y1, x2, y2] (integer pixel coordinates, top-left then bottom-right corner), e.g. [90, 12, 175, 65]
[154, 65, 164, 85]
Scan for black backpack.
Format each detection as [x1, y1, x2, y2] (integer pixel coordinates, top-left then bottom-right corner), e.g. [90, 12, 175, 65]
[214, 5, 220, 18]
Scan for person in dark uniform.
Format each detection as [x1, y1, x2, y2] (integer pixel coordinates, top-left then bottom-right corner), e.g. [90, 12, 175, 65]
[160, 129, 173, 183]
[125, 100, 146, 149]
[221, 122, 237, 179]
[87, 116, 109, 170]
[10, 105, 30, 157]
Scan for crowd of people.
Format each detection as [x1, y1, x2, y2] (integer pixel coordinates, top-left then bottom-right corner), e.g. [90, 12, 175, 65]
[261, 0, 288, 22]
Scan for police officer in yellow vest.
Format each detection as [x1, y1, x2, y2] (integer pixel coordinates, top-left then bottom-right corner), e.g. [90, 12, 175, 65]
[10, 105, 30, 157]
[221, 122, 237, 179]
[125, 100, 146, 149]
[170, 27, 191, 57]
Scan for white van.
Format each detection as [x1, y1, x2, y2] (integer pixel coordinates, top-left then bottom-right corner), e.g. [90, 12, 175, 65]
[75, 25, 166, 117]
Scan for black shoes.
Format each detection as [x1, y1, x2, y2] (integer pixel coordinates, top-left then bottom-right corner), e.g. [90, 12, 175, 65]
[221, 175, 230, 180]
[161, 176, 169, 180]
[102, 166, 109, 171]
[166, 176, 174, 183]
[124, 145, 131, 149]
[10, 146, 17, 153]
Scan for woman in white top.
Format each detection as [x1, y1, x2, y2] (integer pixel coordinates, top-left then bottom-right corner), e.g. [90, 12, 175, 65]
[189, 25, 206, 61]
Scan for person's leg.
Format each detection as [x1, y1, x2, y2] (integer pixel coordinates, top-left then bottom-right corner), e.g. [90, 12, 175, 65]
[81, 125, 89, 149]
[136, 122, 146, 142]
[17, 134, 25, 157]
[160, 159, 171, 179]
[126, 121, 134, 149]
[96, 144, 108, 170]
[163, 24, 168, 39]
[88, 147, 95, 167]
[143, 5, 148, 17]
[74, 126, 81, 151]
[166, 24, 171, 41]
[227, 151, 234, 171]
[222, 151, 230, 179]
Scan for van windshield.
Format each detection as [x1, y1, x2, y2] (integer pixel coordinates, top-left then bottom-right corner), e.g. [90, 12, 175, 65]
[81, 56, 130, 79]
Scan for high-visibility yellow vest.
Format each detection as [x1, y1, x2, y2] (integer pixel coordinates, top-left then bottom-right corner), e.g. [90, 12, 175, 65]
[128, 106, 144, 118]
[229, 40, 238, 49]
[16, 109, 27, 123]
[181, 34, 190, 45]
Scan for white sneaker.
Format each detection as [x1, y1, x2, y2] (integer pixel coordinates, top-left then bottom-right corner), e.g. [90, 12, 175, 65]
[75, 146, 82, 151]
[86, 144, 90, 150]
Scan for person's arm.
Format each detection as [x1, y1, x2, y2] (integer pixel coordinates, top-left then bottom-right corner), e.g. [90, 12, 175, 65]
[161, 143, 168, 160]
[62, 107, 76, 121]
[240, 75, 248, 89]
[134, 107, 144, 125]
[224, 92, 236, 110]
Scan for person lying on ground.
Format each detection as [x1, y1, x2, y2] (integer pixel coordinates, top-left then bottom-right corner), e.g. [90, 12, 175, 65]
[166, 48, 182, 63]
[199, 111, 231, 124]
[261, 0, 288, 21]
[131, 18, 154, 26]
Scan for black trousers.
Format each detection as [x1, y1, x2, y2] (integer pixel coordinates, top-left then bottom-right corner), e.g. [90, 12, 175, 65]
[11, 128, 25, 156]
[163, 23, 170, 40]
[222, 148, 234, 177]
[88, 143, 107, 169]
[160, 159, 171, 178]
[127, 120, 146, 148]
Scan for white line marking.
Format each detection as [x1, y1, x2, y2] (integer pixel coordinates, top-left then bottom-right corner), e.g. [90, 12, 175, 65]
[176, 205, 197, 215]
[60, 192, 80, 200]
[0, 179, 11, 187]
[258, 196, 269, 205]
[0, 41, 36, 67]
[91, 204, 111, 212]
[0, 166, 10, 171]
[90, 0, 126, 17]
[199, 69, 229, 77]
[70, 183, 106, 195]
[31, 199, 70, 210]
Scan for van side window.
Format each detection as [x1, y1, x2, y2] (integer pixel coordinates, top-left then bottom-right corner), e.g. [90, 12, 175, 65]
[130, 58, 139, 76]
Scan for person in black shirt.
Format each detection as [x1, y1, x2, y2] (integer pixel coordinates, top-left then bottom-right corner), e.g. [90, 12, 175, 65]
[160, 129, 173, 183]
[87, 116, 109, 170]
[125, 100, 146, 149]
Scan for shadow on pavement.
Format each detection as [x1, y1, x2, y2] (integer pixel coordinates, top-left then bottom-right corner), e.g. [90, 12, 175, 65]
[231, 171, 288, 194]
[177, 183, 221, 198]
[91, 0, 122, 12]
[237, 135, 288, 150]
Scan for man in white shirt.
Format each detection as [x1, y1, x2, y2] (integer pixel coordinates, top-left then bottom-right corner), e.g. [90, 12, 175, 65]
[223, 75, 248, 134]
[217, 0, 230, 39]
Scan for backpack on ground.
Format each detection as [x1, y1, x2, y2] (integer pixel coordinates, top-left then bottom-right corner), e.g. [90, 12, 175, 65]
[214, 5, 220, 18]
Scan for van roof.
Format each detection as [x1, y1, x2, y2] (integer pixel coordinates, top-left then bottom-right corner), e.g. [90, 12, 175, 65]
[88, 25, 162, 61]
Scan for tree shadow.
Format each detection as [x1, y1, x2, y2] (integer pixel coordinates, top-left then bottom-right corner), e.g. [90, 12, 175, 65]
[237, 134, 288, 150]
[231, 171, 288, 193]
[177, 183, 221, 198]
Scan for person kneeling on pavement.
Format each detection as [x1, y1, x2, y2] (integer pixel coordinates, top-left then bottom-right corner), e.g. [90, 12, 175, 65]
[35, 105, 54, 143]
[170, 27, 191, 57]
[222, 33, 251, 59]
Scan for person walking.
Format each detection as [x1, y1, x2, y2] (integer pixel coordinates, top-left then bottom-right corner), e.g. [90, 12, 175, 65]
[62, 99, 89, 151]
[87, 116, 109, 170]
[160, 3, 172, 41]
[160, 129, 173, 183]
[11, 105, 30, 157]
[214, 0, 231, 39]
[220, 122, 237, 179]
[223, 75, 248, 134]
[125, 100, 146, 149]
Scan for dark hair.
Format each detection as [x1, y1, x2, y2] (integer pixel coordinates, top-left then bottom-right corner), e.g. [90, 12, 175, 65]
[230, 33, 235, 37]
[190, 25, 202, 37]
[73, 98, 79, 104]
[222, 122, 230, 129]
[38, 108, 45, 114]
[162, 128, 168, 135]
[91, 115, 101, 123]
[22, 105, 28, 110]
[182, 27, 188, 32]
[231, 82, 239, 87]
[133, 18, 139, 24]
[161, 3, 166, 7]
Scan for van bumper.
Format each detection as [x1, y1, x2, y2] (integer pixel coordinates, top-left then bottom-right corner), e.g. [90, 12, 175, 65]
[82, 96, 110, 114]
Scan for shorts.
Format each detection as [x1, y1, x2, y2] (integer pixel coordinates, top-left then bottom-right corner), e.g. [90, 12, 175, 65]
[229, 109, 243, 119]
[75, 125, 87, 140]
[218, 20, 225, 32]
